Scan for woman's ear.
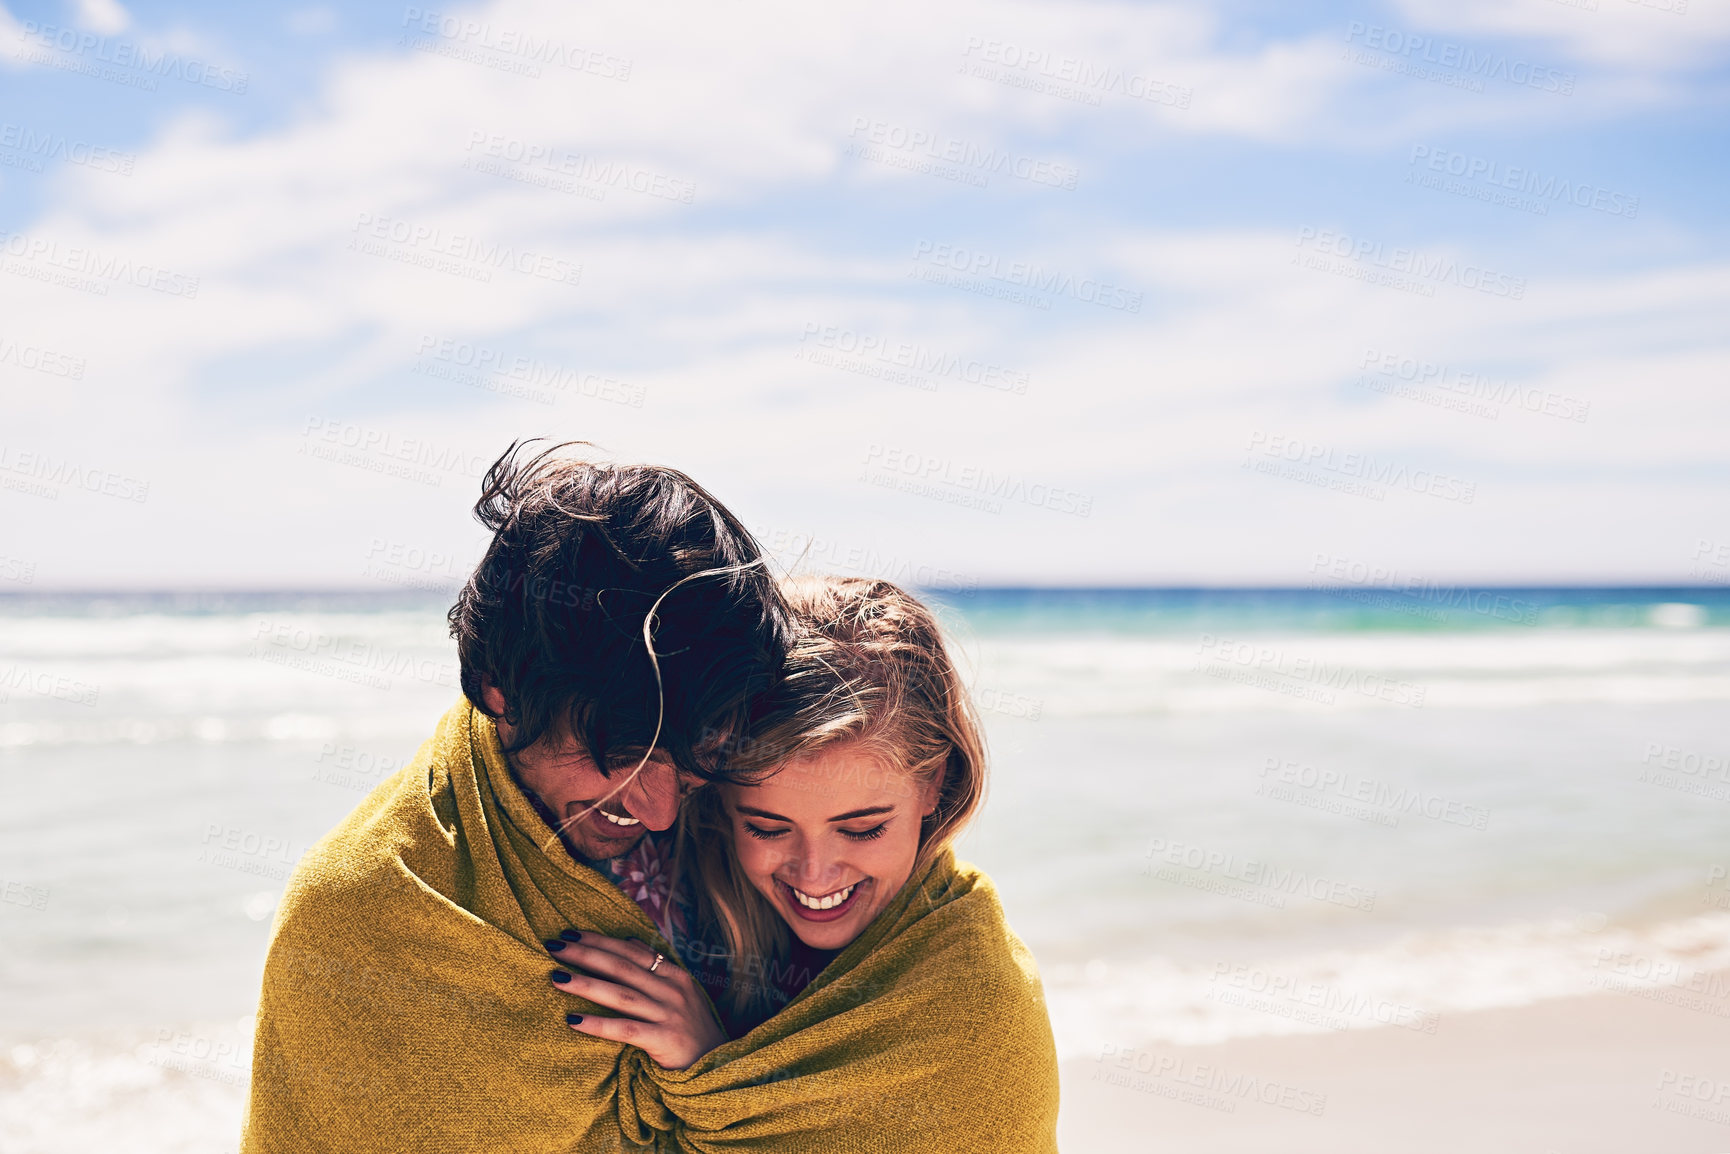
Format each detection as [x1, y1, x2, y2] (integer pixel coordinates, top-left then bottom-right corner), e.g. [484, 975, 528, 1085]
[919, 775, 941, 818]
[480, 682, 507, 716]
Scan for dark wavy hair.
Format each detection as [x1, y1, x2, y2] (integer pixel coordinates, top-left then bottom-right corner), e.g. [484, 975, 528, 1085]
[448, 441, 789, 780]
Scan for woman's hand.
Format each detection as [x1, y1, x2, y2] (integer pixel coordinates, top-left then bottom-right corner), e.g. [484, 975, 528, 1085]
[545, 932, 727, 1070]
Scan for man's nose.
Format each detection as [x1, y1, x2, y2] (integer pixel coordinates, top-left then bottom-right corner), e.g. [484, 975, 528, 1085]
[625, 764, 683, 831]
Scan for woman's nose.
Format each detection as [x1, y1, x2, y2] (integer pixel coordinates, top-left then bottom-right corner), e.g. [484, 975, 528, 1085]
[785, 852, 844, 888]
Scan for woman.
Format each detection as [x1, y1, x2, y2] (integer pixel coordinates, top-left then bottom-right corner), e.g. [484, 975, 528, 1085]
[544, 576, 1060, 1150]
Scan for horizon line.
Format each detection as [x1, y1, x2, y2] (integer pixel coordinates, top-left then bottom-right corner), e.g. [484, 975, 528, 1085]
[2, 584, 1728, 596]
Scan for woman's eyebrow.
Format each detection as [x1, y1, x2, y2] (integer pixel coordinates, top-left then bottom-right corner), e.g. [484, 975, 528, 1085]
[828, 805, 893, 822]
[734, 805, 794, 822]
[734, 804, 896, 822]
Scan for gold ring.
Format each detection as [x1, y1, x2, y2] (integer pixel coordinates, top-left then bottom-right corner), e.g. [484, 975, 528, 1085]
[649, 952, 664, 973]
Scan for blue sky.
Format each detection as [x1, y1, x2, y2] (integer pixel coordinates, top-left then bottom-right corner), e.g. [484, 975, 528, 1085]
[0, 0, 1726, 587]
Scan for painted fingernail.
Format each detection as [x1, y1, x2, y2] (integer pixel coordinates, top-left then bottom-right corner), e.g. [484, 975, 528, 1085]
[559, 929, 583, 943]
[544, 939, 566, 953]
[566, 1012, 583, 1025]
[550, 970, 572, 984]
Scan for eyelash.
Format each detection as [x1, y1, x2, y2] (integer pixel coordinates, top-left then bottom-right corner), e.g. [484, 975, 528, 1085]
[742, 823, 889, 841]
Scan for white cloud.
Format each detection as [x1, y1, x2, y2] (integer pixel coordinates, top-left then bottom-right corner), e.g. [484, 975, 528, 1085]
[71, 0, 130, 37]
[1, 0, 1724, 584]
[1393, 0, 1730, 69]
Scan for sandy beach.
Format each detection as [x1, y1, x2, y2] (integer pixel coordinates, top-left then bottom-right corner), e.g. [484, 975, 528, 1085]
[1058, 974, 1730, 1153]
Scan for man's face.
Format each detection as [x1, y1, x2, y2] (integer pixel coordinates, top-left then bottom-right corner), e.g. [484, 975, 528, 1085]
[483, 686, 700, 862]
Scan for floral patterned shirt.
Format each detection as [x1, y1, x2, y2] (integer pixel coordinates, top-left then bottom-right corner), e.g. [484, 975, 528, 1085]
[597, 828, 685, 941]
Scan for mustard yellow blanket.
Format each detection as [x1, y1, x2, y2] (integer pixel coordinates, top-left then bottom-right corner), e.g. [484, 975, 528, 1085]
[241, 700, 1059, 1153]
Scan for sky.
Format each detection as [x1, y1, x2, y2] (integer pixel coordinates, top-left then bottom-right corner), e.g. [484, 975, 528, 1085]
[0, 0, 1726, 588]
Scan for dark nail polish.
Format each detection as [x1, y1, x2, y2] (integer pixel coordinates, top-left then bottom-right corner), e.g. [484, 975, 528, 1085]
[544, 939, 566, 953]
[559, 929, 583, 943]
[566, 1012, 583, 1025]
[550, 970, 572, 984]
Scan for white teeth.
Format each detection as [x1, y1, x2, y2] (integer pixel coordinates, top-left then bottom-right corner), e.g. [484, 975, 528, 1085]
[599, 809, 641, 827]
[790, 882, 858, 910]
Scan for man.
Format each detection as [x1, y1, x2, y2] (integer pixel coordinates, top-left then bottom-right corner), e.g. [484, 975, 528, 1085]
[241, 442, 788, 1152]
[448, 440, 789, 934]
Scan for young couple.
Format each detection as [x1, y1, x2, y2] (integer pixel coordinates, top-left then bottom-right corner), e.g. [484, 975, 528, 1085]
[242, 444, 1058, 1153]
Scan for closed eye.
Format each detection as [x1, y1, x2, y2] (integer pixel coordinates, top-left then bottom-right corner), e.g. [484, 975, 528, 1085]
[743, 822, 789, 840]
[840, 823, 887, 842]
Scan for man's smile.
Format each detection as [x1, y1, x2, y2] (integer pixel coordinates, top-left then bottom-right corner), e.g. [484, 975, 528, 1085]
[595, 802, 642, 828]
[566, 798, 645, 843]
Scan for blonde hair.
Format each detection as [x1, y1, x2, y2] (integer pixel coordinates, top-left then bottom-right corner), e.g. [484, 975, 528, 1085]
[679, 575, 986, 1021]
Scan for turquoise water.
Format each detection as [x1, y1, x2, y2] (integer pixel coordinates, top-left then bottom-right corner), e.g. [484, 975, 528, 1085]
[933, 585, 1730, 633]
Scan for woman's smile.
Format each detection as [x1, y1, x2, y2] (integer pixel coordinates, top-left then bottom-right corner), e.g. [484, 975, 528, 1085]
[776, 876, 871, 922]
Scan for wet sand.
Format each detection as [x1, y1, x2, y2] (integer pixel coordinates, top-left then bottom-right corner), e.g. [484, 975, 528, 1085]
[1058, 975, 1730, 1153]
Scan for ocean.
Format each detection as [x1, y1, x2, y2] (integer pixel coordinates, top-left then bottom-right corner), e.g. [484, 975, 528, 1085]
[2, 587, 1728, 1151]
